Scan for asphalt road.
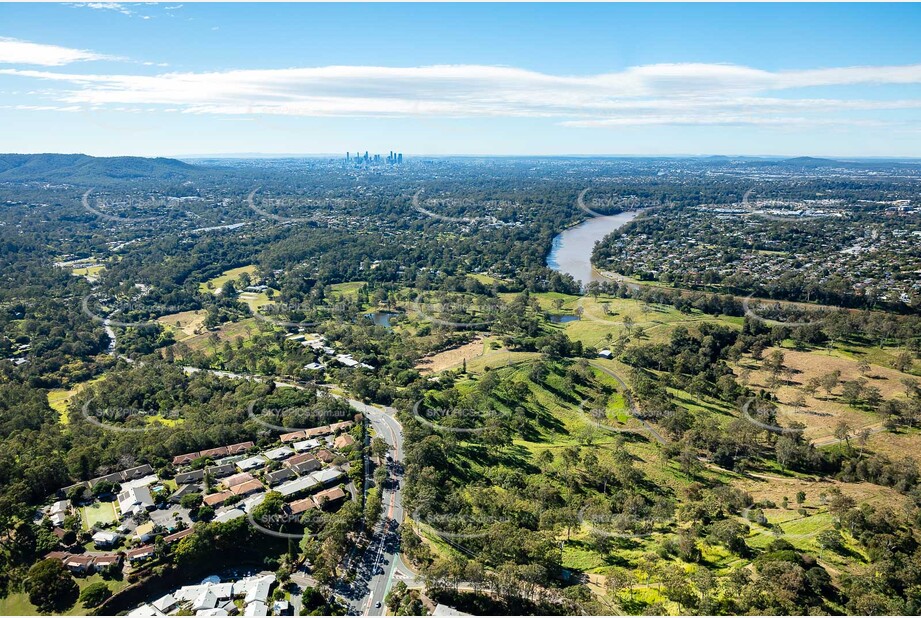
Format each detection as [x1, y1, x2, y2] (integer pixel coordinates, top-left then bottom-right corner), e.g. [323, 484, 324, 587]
[337, 400, 406, 616]
[170, 367, 416, 614]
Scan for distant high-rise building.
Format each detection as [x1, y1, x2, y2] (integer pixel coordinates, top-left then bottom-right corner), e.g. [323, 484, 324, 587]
[397, 153, 403, 164]
[346, 152, 350, 162]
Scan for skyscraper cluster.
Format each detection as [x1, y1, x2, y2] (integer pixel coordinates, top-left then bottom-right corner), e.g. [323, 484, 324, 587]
[345, 151, 403, 165]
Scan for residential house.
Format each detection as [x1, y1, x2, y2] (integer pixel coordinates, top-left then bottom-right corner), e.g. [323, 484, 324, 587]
[225, 441, 255, 455]
[151, 594, 178, 614]
[312, 487, 346, 510]
[229, 480, 263, 498]
[213, 508, 246, 524]
[125, 545, 155, 564]
[199, 446, 229, 460]
[163, 528, 193, 544]
[203, 491, 233, 507]
[263, 447, 294, 461]
[169, 483, 201, 503]
[287, 497, 317, 515]
[92, 530, 120, 549]
[292, 439, 321, 452]
[333, 434, 356, 450]
[311, 468, 344, 487]
[172, 452, 200, 466]
[90, 464, 155, 489]
[279, 431, 305, 443]
[117, 485, 155, 518]
[244, 601, 268, 616]
[236, 455, 267, 472]
[175, 469, 205, 485]
[63, 554, 94, 574]
[92, 553, 122, 571]
[284, 452, 318, 467]
[275, 476, 319, 499]
[289, 459, 322, 476]
[265, 468, 296, 486]
[206, 463, 236, 478]
[222, 472, 255, 489]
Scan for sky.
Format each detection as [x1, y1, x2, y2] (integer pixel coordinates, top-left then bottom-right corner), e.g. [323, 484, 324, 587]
[1, 2, 921, 157]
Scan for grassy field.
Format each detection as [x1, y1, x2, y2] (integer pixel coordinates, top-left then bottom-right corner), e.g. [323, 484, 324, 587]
[519, 292, 744, 350]
[71, 264, 105, 282]
[81, 501, 118, 530]
[467, 273, 508, 285]
[174, 318, 262, 354]
[0, 574, 131, 616]
[156, 309, 207, 341]
[415, 359, 682, 579]
[416, 336, 489, 374]
[328, 281, 366, 296]
[48, 377, 105, 425]
[733, 342, 917, 443]
[198, 264, 258, 294]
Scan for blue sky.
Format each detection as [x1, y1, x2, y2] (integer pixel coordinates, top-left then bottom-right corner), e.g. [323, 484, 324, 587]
[1, 2, 920, 157]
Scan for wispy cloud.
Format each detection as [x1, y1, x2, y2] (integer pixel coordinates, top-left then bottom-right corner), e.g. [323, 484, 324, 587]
[0, 37, 115, 66]
[79, 2, 133, 16]
[2, 62, 921, 127]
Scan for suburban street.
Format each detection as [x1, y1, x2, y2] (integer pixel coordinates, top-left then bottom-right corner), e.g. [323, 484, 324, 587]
[340, 400, 406, 616]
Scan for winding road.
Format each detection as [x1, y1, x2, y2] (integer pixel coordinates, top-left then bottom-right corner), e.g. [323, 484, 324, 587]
[589, 361, 667, 445]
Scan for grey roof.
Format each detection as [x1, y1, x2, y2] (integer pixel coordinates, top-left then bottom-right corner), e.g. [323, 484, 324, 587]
[265, 468, 296, 486]
[89, 464, 155, 488]
[290, 459, 322, 475]
[212, 508, 246, 524]
[275, 475, 320, 497]
[169, 483, 201, 502]
[236, 456, 267, 471]
[310, 468, 344, 486]
[175, 469, 205, 484]
[205, 463, 236, 478]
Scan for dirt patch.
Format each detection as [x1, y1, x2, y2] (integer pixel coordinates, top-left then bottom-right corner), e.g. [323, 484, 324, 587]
[157, 310, 207, 341]
[171, 318, 260, 355]
[738, 474, 905, 512]
[416, 336, 486, 374]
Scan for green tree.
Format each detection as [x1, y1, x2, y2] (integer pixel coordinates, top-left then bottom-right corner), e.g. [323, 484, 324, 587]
[79, 581, 112, 608]
[25, 559, 79, 613]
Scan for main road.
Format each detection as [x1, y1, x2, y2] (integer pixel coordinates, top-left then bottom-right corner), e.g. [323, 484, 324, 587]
[344, 400, 405, 616]
[177, 365, 408, 615]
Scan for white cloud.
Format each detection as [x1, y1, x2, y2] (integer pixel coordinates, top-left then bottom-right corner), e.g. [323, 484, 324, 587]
[79, 2, 133, 15]
[0, 37, 114, 66]
[2, 61, 920, 127]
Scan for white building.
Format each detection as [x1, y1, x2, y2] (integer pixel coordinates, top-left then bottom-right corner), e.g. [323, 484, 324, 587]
[117, 486, 155, 518]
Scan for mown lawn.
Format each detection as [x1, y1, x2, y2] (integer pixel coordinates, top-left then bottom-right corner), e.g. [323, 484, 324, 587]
[0, 574, 130, 616]
[198, 264, 258, 294]
[81, 501, 118, 530]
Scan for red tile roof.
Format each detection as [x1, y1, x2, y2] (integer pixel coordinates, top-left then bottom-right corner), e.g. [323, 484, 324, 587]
[284, 453, 318, 467]
[203, 491, 233, 506]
